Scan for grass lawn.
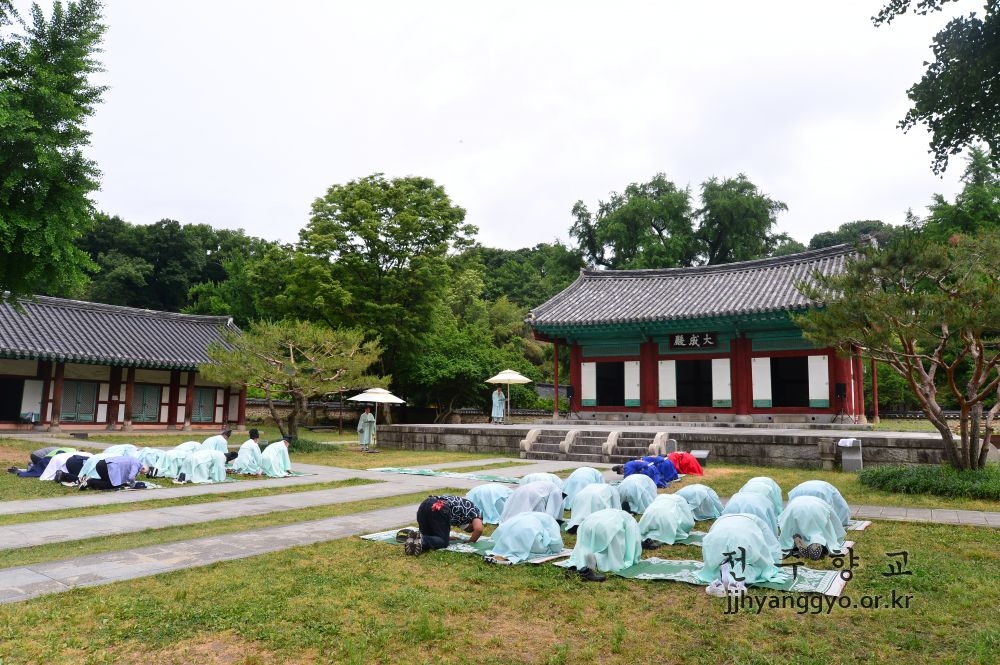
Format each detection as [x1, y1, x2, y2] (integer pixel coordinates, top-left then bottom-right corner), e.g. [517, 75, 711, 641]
[2, 443, 999, 664]
[0, 519, 996, 664]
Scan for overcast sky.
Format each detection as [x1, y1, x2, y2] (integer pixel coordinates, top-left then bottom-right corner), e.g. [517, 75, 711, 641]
[28, 1, 985, 250]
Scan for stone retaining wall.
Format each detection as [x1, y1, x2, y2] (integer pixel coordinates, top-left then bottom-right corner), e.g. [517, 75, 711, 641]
[376, 425, 945, 468]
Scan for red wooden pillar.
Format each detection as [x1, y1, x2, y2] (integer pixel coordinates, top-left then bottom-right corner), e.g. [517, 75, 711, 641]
[730, 336, 753, 416]
[107, 366, 122, 430]
[852, 347, 866, 422]
[552, 339, 560, 419]
[640, 340, 658, 413]
[184, 371, 196, 431]
[569, 343, 582, 414]
[49, 362, 65, 432]
[168, 370, 181, 429]
[123, 367, 136, 430]
[38, 360, 52, 427]
[237, 387, 247, 427]
[870, 357, 880, 424]
[829, 353, 853, 418]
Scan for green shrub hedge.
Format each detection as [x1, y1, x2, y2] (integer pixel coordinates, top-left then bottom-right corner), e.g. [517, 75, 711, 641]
[858, 464, 1000, 500]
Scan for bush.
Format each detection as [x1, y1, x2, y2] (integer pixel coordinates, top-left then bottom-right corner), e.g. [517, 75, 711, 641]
[287, 436, 335, 453]
[858, 464, 1000, 500]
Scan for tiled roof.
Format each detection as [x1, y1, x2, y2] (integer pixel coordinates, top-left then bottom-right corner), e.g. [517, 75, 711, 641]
[528, 244, 853, 329]
[0, 295, 239, 369]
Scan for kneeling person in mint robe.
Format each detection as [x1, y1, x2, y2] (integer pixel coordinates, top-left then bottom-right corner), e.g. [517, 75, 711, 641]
[777, 495, 847, 559]
[788, 480, 852, 527]
[566, 508, 642, 573]
[561, 466, 605, 510]
[230, 429, 264, 475]
[499, 480, 564, 523]
[177, 449, 228, 484]
[565, 483, 621, 534]
[260, 436, 293, 477]
[202, 429, 237, 462]
[638, 494, 696, 546]
[489, 512, 564, 564]
[675, 484, 724, 520]
[82, 456, 148, 491]
[699, 513, 786, 586]
[617, 473, 658, 514]
[466, 483, 513, 524]
[413, 495, 484, 553]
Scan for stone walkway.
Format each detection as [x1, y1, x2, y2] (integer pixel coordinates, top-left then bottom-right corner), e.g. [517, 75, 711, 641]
[1, 455, 997, 604]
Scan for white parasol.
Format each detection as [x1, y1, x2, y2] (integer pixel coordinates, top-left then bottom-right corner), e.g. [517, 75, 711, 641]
[486, 369, 532, 422]
[347, 388, 405, 446]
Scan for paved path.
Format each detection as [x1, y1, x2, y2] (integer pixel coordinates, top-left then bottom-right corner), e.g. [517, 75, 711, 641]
[1, 455, 997, 605]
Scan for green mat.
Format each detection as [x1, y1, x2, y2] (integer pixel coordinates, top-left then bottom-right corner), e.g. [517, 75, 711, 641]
[553, 540, 856, 596]
[368, 467, 522, 484]
[361, 528, 572, 564]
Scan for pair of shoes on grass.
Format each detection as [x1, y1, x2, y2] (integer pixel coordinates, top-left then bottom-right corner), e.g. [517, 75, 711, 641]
[793, 534, 826, 560]
[77, 476, 89, 490]
[564, 554, 606, 582]
[400, 528, 422, 556]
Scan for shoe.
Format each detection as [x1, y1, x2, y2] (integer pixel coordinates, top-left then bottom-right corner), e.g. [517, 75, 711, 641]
[78, 479, 89, 491]
[641, 538, 661, 550]
[7, 466, 18, 474]
[793, 534, 825, 561]
[577, 567, 606, 582]
[147, 467, 159, 479]
[177, 472, 186, 483]
[395, 528, 417, 543]
[53, 470, 64, 483]
[404, 531, 422, 556]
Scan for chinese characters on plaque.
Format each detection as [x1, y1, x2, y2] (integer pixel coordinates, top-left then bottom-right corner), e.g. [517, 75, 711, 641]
[669, 332, 718, 350]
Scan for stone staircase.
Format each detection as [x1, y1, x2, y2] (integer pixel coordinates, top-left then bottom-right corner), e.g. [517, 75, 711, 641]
[519, 429, 677, 465]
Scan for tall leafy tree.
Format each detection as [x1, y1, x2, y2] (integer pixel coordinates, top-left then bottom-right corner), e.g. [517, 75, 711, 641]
[0, 0, 106, 302]
[808, 219, 902, 249]
[463, 241, 583, 308]
[200, 320, 384, 438]
[875, 1, 1000, 173]
[569, 173, 697, 269]
[696, 174, 789, 265]
[796, 229, 1000, 469]
[921, 146, 1000, 240]
[300, 173, 476, 392]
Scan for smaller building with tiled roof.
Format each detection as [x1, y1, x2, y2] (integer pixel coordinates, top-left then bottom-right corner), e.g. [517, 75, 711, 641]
[0, 295, 245, 432]
[528, 244, 865, 422]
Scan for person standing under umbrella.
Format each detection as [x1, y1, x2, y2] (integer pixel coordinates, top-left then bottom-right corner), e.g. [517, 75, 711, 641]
[357, 406, 376, 452]
[491, 386, 507, 424]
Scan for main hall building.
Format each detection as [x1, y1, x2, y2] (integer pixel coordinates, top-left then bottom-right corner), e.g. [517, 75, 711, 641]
[527, 244, 865, 423]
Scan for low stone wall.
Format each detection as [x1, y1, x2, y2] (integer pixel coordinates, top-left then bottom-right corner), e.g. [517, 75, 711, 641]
[376, 425, 946, 469]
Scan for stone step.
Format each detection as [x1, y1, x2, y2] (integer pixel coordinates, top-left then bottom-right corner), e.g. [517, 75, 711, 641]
[570, 444, 603, 456]
[566, 453, 605, 464]
[524, 451, 561, 461]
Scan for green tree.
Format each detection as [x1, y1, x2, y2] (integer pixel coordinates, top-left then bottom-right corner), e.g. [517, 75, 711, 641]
[696, 174, 790, 265]
[569, 173, 698, 269]
[300, 173, 476, 390]
[464, 241, 583, 308]
[922, 146, 1000, 240]
[200, 319, 384, 438]
[0, 0, 106, 302]
[796, 229, 1000, 469]
[875, 1, 1000, 173]
[808, 220, 902, 249]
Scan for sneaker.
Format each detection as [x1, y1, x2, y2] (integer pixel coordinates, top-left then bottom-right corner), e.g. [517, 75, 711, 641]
[78, 479, 89, 491]
[404, 531, 422, 556]
[7, 466, 18, 474]
[54, 470, 65, 483]
[794, 534, 825, 561]
[395, 528, 417, 543]
[177, 472, 186, 483]
[577, 567, 607, 582]
[147, 467, 159, 479]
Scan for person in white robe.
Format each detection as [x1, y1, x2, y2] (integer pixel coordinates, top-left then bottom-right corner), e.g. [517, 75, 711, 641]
[499, 480, 564, 523]
[175, 449, 227, 484]
[202, 429, 235, 461]
[777, 495, 847, 557]
[699, 513, 786, 587]
[357, 407, 376, 451]
[490, 386, 506, 424]
[260, 436, 293, 477]
[675, 484, 724, 520]
[739, 477, 784, 515]
[230, 428, 264, 475]
[488, 511, 565, 564]
[638, 493, 696, 546]
[564, 483, 621, 533]
[518, 472, 563, 489]
[721, 491, 779, 537]
[565, 508, 642, 573]
[466, 483, 514, 524]
[561, 467, 605, 510]
[40, 451, 92, 481]
[102, 444, 140, 458]
[787, 480, 852, 526]
[617, 473, 658, 514]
